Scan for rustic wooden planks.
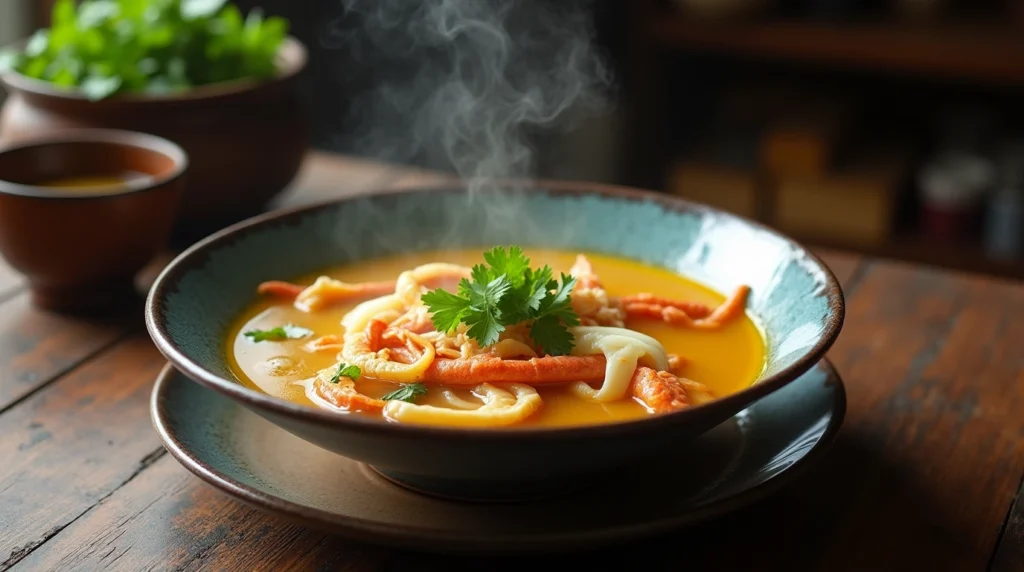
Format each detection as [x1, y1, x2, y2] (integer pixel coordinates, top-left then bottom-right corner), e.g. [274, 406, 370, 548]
[10, 456, 390, 572]
[0, 338, 167, 570]
[992, 478, 1024, 571]
[816, 262, 1023, 570]
[0, 236, 173, 415]
[0, 293, 130, 413]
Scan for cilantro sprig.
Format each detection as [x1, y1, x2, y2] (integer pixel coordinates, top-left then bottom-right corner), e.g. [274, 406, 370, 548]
[381, 382, 428, 403]
[243, 323, 312, 342]
[421, 246, 580, 355]
[329, 363, 361, 384]
[0, 0, 289, 100]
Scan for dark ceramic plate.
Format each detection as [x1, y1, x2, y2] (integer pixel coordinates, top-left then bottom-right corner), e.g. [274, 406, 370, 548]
[151, 358, 846, 553]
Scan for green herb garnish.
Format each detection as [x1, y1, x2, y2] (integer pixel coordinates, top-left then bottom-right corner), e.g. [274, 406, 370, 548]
[329, 363, 361, 384]
[0, 0, 289, 100]
[421, 245, 580, 355]
[380, 383, 428, 403]
[243, 324, 312, 342]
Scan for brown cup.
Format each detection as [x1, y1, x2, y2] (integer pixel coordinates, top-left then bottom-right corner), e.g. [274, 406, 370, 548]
[0, 37, 308, 242]
[0, 129, 187, 313]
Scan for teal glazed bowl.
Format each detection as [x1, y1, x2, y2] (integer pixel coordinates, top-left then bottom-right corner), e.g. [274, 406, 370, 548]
[145, 182, 845, 501]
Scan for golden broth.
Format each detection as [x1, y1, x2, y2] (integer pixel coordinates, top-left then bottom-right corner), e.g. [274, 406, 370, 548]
[227, 249, 767, 428]
[33, 172, 151, 194]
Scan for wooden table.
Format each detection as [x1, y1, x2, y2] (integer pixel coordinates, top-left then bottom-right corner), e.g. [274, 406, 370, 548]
[0, 152, 1021, 571]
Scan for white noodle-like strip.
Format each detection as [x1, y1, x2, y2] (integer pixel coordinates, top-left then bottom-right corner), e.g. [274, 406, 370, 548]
[340, 330, 436, 383]
[489, 339, 538, 358]
[568, 326, 670, 402]
[374, 308, 403, 324]
[384, 384, 542, 427]
[571, 341, 646, 402]
[394, 263, 471, 305]
[292, 276, 335, 312]
[340, 294, 405, 333]
[440, 389, 482, 410]
[294, 276, 382, 313]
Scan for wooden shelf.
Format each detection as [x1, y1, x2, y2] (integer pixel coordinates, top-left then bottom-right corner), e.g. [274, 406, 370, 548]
[650, 16, 1024, 86]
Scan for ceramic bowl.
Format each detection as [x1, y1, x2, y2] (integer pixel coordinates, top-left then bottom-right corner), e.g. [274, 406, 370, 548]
[146, 182, 844, 501]
[0, 128, 187, 313]
[0, 37, 308, 242]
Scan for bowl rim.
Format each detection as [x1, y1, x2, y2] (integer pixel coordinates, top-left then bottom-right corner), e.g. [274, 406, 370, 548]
[0, 127, 189, 200]
[146, 180, 846, 442]
[0, 36, 306, 104]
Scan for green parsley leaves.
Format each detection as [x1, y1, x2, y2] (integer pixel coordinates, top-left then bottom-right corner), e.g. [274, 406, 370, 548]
[421, 246, 580, 355]
[381, 383, 428, 403]
[0, 0, 289, 100]
[329, 363, 361, 384]
[243, 324, 312, 342]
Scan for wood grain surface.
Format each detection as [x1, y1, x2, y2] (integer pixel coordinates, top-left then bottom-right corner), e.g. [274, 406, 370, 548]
[0, 152, 1021, 572]
[0, 294, 130, 412]
[994, 479, 1024, 572]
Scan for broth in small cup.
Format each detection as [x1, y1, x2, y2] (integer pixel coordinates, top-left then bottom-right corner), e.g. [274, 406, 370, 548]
[34, 173, 154, 193]
[0, 129, 187, 312]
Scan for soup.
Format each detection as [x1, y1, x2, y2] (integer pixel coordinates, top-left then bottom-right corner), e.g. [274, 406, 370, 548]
[33, 172, 151, 194]
[228, 247, 766, 429]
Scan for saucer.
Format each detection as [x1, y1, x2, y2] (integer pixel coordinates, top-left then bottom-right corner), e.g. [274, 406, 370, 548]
[151, 359, 846, 553]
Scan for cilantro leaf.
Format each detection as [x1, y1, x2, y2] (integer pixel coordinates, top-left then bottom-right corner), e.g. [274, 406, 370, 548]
[500, 264, 553, 324]
[24, 30, 49, 57]
[80, 74, 122, 101]
[469, 263, 493, 290]
[329, 363, 361, 383]
[527, 273, 579, 355]
[420, 246, 581, 353]
[421, 287, 470, 334]
[78, 1, 120, 28]
[483, 245, 530, 286]
[530, 315, 575, 357]
[243, 323, 313, 342]
[536, 273, 580, 324]
[381, 383, 428, 403]
[525, 266, 553, 310]
[0, 50, 19, 73]
[181, 0, 228, 20]
[463, 276, 511, 347]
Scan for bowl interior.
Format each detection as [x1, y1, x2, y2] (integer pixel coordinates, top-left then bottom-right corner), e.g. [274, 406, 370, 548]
[154, 186, 841, 400]
[0, 131, 187, 198]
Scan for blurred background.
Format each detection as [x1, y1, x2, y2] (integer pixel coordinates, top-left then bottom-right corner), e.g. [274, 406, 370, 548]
[2, 0, 1023, 280]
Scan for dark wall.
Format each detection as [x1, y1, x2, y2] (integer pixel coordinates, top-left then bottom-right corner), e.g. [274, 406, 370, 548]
[236, 1, 625, 170]
[233, 0, 343, 151]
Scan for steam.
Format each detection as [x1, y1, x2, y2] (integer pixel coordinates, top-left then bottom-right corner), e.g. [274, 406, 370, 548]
[326, 0, 613, 196]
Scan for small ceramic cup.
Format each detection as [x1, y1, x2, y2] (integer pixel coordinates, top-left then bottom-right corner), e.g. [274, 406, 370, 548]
[0, 129, 187, 313]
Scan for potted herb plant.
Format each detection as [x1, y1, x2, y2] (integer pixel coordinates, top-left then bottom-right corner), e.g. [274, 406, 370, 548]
[0, 0, 309, 239]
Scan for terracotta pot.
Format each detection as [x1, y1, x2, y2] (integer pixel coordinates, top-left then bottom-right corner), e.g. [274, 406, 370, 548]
[0, 37, 309, 243]
[0, 129, 187, 313]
